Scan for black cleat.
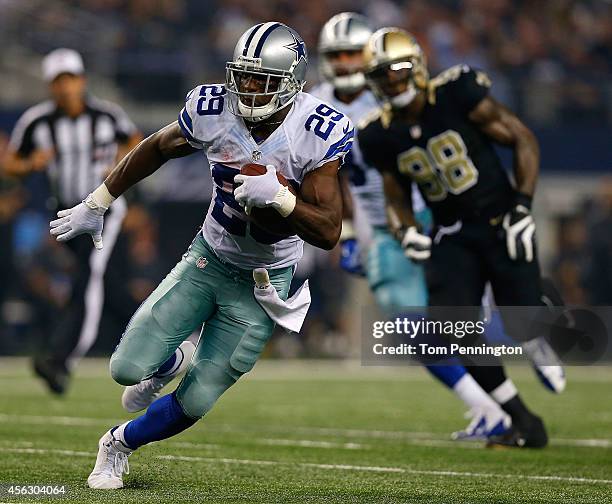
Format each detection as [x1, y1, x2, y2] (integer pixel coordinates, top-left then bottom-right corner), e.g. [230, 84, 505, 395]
[33, 357, 69, 395]
[487, 414, 548, 449]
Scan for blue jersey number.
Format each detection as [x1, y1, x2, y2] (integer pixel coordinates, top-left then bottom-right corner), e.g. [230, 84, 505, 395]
[305, 104, 344, 140]
[210, 164, 292, 245]
[197, 85, 225, 116]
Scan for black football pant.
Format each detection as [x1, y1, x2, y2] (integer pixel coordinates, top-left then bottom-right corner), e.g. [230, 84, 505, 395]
[425, 219, 543, 394]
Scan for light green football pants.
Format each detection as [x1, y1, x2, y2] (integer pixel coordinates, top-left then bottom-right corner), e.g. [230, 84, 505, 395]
[109, 233, 293, 419]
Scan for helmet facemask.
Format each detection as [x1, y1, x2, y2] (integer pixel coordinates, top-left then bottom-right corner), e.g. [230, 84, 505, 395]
[366, 60, 420, 110]
[226, 60, 302, 122]
[320, 49, 366, 94]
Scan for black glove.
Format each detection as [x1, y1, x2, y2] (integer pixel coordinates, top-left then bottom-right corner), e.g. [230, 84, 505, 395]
[502, 193, 536, 262]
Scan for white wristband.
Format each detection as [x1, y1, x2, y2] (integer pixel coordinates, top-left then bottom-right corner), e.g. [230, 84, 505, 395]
[340, 219, 356, 241]
[273, 186, 296, 218]
[91, 183, 116, 210]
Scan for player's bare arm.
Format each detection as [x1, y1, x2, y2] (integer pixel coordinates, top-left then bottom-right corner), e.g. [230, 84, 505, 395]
[338, 169, 354, 220]
[469, 96, 540, 197]
[382, 169, 431, 262]
[286, 159, 343, 250]
[108, 131, 145, 176]
[469, 96, 539, 261]
[105, 122, 196, 197]
[382, 170, 415, 230]
[336, 168, 364, 274]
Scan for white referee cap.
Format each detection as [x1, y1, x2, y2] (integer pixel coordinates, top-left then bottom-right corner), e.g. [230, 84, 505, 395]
[42, 48, 85, 82]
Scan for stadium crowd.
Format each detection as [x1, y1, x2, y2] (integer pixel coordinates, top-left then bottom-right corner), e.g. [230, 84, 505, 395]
[1, 0, 611, 125]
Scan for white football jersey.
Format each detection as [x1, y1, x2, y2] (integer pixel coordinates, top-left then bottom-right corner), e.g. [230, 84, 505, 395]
[309, 82, 387, 227]
[179, 84, 353, 269]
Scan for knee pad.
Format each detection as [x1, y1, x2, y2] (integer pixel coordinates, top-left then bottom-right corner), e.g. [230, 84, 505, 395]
[230, 324, 271, 374]
[109, 357, 147, 386]
[110, 323, 174, 384]
[175, 359, 237, 419]
[175, 324, 271, 418]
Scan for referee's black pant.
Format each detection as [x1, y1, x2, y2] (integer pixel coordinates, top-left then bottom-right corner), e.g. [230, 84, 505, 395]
[42, 197, 127, 371]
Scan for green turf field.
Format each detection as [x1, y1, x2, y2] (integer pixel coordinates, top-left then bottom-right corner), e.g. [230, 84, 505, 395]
[0, 358, 611, 504]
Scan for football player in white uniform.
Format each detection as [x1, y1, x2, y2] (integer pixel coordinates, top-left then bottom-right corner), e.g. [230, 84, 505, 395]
[50, 22, 353, 489]
[311, 13, 514, 440]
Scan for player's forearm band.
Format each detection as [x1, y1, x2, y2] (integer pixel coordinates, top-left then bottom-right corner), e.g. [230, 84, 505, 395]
[274, 186, 296, 218]
[91, 183, 116, 210]
[340, 219, 356, 241]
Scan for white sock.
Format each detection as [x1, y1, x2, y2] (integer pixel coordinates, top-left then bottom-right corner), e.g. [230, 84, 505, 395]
[453, 373, 500, 410]
[112, 422, 133, 452]
[490, 379, 518, 405]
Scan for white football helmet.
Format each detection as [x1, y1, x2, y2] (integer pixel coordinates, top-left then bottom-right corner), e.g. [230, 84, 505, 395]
[318, 12, 372, 94]
[226, 22, 308, 122]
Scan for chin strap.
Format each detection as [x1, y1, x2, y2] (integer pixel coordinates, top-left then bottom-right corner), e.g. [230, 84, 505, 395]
[238, 95, 280, 122]
[333, 73, 366, 94]
[390, 83, 417, 109]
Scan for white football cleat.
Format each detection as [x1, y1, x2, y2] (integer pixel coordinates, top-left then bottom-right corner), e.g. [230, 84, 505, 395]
[452, 405, 512, 441]
[122, 340, 195, 413]
[87, 429, 132, 489]
[522, 336, 566, 393]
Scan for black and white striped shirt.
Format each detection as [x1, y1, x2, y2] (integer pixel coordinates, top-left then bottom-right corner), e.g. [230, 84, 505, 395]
[9, 96, 137, 207]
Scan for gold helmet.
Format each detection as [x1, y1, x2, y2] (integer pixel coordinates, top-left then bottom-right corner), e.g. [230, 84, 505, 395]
[363, 27, 428, 109]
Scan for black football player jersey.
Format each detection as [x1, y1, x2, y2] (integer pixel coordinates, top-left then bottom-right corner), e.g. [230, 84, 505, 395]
[359, 65, 515, 226]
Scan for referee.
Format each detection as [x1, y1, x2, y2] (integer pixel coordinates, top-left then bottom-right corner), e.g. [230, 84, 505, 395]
[3, 48, 142, 394]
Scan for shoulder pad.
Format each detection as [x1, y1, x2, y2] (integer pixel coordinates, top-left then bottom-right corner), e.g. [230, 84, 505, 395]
[358, 108, 382, 130]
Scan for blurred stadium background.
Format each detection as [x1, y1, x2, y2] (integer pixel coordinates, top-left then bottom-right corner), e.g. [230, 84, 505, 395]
[0, 0, 611, 358]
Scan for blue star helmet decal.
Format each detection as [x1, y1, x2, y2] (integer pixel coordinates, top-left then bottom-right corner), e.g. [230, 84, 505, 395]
[284, 32, 307, 63]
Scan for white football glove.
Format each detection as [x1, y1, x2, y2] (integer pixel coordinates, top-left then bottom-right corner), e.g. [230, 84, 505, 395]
[502, 204, 536, 262]
[234, 164, 296, 217]
[399, 226, 432, 262]
[49, 194, 107, 249]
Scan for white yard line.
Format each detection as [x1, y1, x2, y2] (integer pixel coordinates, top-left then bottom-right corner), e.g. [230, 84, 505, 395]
[288, 425, 438, 439]
[0, 413, 116, 427]
[556, 438, 612, 448]
[157, 454, 612, 485]
[0, 447, 94, 457]
[2, 445, 611, 486]
[166, 441, 222, 450]
[0, 413, 609, 449]
[258, 439, 367, 450]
